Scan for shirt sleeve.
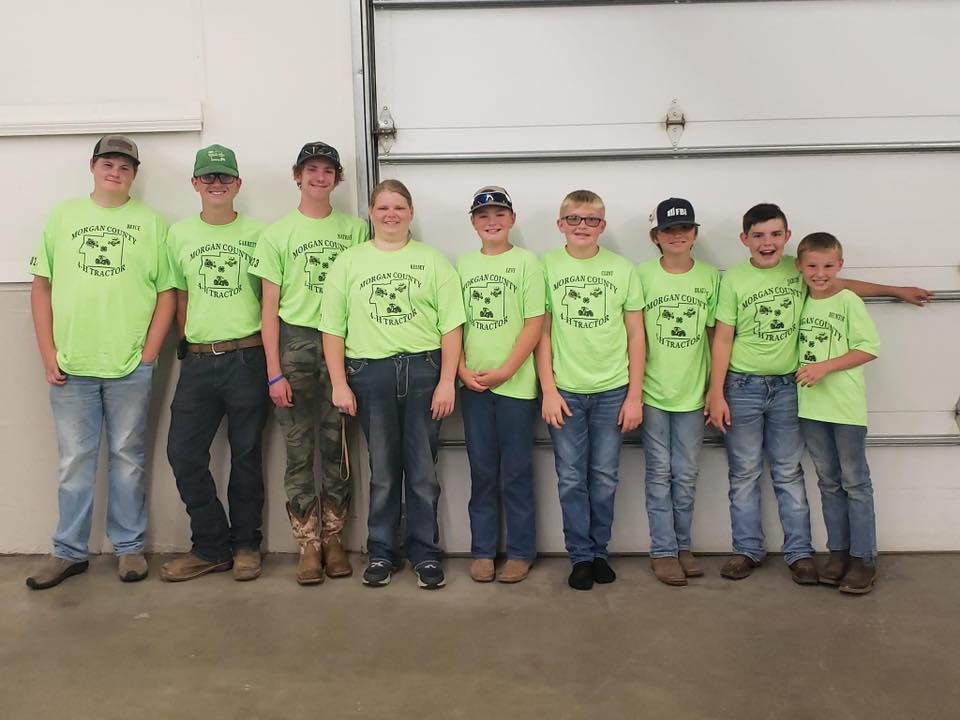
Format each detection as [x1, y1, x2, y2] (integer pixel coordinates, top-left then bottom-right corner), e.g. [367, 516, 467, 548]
[249, 228, 284, 285]
[30, 208, 57, 279]
[623, 264, 645, 311]
[846, 294, 880, 358]
[705, 266, 721, 327]
[166, 228, 187, 291]
[522, 256, 546, 318]
[435, 257, 466, 334]
[715, 271, 738, 326]
[154, 218, 177, 292]
[318, 253, 348, 337]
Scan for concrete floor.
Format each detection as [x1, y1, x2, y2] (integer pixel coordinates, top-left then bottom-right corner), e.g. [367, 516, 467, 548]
[0, 554, 957, 720]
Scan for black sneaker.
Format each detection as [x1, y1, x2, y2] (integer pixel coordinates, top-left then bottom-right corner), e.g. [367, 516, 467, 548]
[362, 559, 397, 587]
[414, 561, 446, 590]
[568, 561, 594, 591]
[593, 557, 617, 584]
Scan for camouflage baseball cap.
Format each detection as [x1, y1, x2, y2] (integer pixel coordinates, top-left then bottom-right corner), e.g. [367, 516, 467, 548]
[92, 134, 140, 165]
[193, 144, 239, 177]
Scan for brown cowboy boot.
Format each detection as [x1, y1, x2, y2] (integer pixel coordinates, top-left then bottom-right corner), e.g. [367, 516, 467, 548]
[287, 500, 323, 585]
[320, 502, 353, 578]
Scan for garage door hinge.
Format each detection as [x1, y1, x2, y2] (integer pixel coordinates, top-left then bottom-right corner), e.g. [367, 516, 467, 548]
[665, 100, 686, 148]
[375, 106, 397, 153]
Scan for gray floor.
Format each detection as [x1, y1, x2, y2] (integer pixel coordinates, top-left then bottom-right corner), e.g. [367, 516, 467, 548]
[1, 554, 957, 720]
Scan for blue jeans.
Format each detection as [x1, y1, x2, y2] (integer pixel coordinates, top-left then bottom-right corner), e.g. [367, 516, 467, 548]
[48, 361, 155, 561]
[723, 371, 813, 565]
[548, 386, 627, 565]
[800, 419, 877, 566]
[167, 347, 269, 563]
[461, 388, 537, 561]
[347, 351, 443, 568]
[640, 405, 704, 557]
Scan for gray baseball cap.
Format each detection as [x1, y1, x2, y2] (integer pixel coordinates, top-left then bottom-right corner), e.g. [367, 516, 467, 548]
[92, 135, 140, 165]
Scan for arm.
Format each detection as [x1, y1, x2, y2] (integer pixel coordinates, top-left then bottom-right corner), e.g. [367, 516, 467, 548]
[431, 326, 462, 420]
[30, 276, 66, 385]
[261, 279, 292, 408]
[619, 310, 645, 433]
[141, 289, 176, 363]
[458, 356, 485, 392]
[840, 278, 931, 306]
[475, 314, 545, 389]
[321, 333, 356, 416]
[705, 321, 735, 432]
[175, 290, 188, 339]
[795, 349, 876, 387]
[535, 314, 571, 429]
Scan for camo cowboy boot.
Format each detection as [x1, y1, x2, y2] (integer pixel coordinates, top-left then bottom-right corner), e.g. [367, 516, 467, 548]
[287, 499, 323, 585]
[320, 499, 353, 578]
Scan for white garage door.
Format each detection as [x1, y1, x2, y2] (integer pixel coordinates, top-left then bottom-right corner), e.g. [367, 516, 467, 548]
[353, 0, 960, 553]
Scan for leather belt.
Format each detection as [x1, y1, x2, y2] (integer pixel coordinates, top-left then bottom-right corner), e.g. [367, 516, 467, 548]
[187, 333, 263, 355]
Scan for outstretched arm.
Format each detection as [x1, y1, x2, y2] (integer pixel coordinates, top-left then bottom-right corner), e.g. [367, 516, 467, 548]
[841, 278, 931, 306]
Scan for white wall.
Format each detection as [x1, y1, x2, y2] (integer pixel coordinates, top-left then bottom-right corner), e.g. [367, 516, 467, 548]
[1, 0, 958, 557]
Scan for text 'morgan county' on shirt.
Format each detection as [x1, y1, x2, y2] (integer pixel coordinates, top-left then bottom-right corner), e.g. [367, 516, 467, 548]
[250, 208, 369, 328]
[543, 246, 644, 395]
[637, 258, 720, 412]
[797, 289, 880, 427]
[319, 240, 466, 359]
[29, 196, 173, 378]
[716, 255, 806, 376]
[457, 246, 546, 400]
[167, 213, 265, 344]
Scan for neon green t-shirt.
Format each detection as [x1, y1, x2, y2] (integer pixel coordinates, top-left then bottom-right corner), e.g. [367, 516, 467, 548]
[250, 208, 369, 328]
[637, 258, 720, 412]
[167, 213, 265, 344]
[797, 289, 879, 426]
[29, 196, 173, 378]
[716, 256, 806, 375]
[543, 246, 644, 394]
[457, 246, 546, 400]
[320, 240, 466, 359]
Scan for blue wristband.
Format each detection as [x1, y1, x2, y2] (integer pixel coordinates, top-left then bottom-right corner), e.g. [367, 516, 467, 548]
[268, 374, 285, 386]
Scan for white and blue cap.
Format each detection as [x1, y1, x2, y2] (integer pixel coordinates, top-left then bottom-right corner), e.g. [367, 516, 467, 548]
[650, 197, 699, 230]
[469, 185, 514, 213]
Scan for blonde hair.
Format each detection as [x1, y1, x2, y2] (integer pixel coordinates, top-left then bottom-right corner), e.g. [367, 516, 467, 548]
[370, 179, 413, 209]
[560, 189, 605, 216]
[796, 232, 843, 260]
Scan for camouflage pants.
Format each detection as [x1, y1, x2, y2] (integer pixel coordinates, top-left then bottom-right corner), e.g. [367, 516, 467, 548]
[277, 320, 349, 538]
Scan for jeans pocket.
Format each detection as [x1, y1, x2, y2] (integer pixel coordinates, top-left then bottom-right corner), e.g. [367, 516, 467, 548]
[424, 350, 441, 371]
[346, 358, 367, 376]
[239, 346, 267, 369]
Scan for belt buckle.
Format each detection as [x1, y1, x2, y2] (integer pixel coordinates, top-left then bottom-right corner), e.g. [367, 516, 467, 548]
[210, 341, 225, 356]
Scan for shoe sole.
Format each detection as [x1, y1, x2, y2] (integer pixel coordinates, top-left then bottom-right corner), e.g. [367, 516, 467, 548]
[839, 579, 876, 595]
[497, 572, 529, 584]
[819, 576, 843, 587]
[325, 568, 354, 579]
[296, 575, 324, 586]
[363, 574, 392, 587]
[654, 575, 688, 586]
[792, 576, 820, 586]
[234, 567, 262, 582]
[416, 576, 446, 590]
[26, 560, 90, 590]
[680, 567, 705, 578]
[160, 562, 232, 583]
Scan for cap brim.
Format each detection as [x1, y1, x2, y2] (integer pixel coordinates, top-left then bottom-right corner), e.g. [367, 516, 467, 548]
[469, 202, 513, 213]
[656, 220, 699, 230]
[194, 164, 239, 177]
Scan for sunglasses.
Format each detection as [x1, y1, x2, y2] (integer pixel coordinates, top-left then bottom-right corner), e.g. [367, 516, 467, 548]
[472, 191, 513, 209]
[561, 214, 603, 227]
[197, 173, 238, 185]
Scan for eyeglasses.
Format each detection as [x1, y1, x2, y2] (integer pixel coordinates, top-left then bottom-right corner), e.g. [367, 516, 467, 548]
[197, 173, 238, 185]
[471, 191, 512, 209]
[561, 214, 603, 227]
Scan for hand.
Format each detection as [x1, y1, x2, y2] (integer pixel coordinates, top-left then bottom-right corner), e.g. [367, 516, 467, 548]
[896, 287, 932, 306]
[705, 390, 730, 433]
[431, 380, 456, 420]
[269, 377, 294, 408]
[618, 395, 643, 433]
[458, 365, 486, 393]
[475, 366, 511, 389]
[542, 391, 572, 429]
[44, 359, 67, 386]
[331, 383, 357, 417]
[795, 362, 831, 387]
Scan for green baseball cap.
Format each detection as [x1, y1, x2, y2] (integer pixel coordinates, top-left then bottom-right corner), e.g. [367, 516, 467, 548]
[193, 144, 239, 177]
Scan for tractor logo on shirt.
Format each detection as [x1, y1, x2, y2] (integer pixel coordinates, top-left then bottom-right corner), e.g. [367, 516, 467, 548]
[468, 281, 507, 330]
[79, 230, 126, 276]
[369, 278, 415, 325]
[798, 324, 834, 365]
[754, 294, 797, 340]
[560, 283, 608, 329]
[304, 249, 338, 293]
[656, 302, 701, 348]
[199, 250, 243, 298]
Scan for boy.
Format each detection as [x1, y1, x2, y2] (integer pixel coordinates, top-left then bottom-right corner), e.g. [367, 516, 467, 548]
[707, 203, 929, 584]
[26, 135, 175, 590]
[161, 145, 269, 582]
[536, 190, 645, 591]
[457, 186, 545, 584]
[637, 198, 720, 586]
[250, 142, 368, 584]
[795, 232, 880, 594]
